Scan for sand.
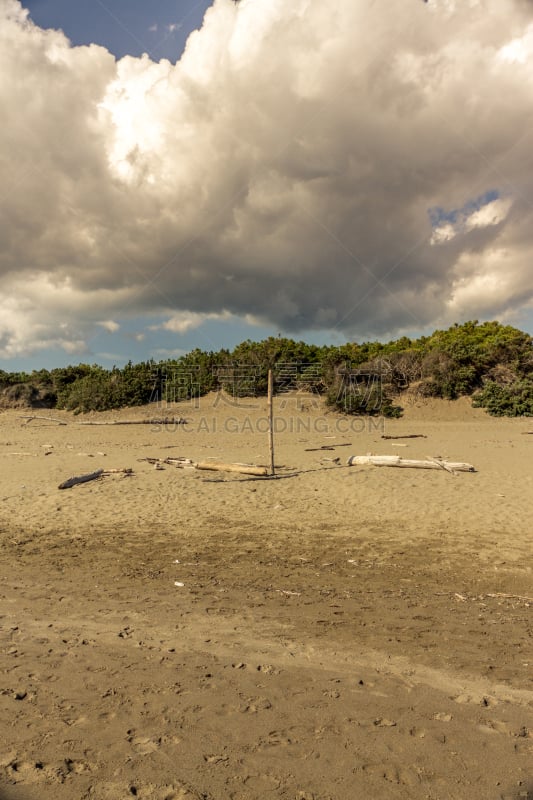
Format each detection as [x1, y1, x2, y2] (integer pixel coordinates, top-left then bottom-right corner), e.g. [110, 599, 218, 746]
[0, 392, 532, 800]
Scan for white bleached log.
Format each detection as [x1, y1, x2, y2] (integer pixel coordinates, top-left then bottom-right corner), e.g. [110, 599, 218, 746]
[346, 455, 475, 472]
[138, 457, 270, 476]
[195, 461, 269, 476]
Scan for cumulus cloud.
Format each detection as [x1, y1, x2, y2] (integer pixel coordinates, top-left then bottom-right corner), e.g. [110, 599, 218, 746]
[152, 310, 234, 334]
[97, 320, 120, 333]
[1, 0, 533, 356]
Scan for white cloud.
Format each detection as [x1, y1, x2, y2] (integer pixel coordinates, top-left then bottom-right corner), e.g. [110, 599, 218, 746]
[1, 0, 533, 358]
[152, 310, 234, 334]
[152, 348, 188, 358]
[465, 197, 513, 231]
[431, 195, 513, 244]
[97, 320, 120, 333]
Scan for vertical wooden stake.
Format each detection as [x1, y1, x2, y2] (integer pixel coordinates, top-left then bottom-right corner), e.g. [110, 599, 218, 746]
[268, 369, 275, 476]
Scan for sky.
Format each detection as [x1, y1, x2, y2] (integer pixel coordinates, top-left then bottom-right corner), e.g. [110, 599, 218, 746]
[2, 0, 533, 371]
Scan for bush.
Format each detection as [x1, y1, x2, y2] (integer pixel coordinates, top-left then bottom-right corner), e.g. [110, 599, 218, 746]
[325, 370, 402, 417]
[472, 380, 533, 416]
[1, 320, 530, 416]
[56, 370, 125, 413]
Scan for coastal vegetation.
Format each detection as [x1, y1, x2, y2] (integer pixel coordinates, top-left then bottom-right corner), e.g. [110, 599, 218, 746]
[1, 321, 531, 416]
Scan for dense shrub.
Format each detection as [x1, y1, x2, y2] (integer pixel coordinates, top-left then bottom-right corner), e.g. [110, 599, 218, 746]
[472, 379, 533, 416]
[56, 369, 125, 413]
[325, 368, 402, 417]
[1, 320, 532, 416]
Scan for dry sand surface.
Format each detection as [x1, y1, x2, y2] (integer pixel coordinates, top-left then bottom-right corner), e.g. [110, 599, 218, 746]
[1, 392, 532, 800]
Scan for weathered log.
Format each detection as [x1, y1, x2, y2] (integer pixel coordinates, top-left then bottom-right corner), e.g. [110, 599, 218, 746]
[268, 368, 275, 477]
[18, 415, 67, 425]
[138, 456, 271, 476]
[346, 455, 475, 472]
[58, 469, 104, 489]
[381, 434, 426, 440]
[305, 443, 352, 451]
[138, 457, 194, 467]
[77, 418, 187, 426]
[195, 460, 269, 476]
[486, 592, 533, 603]
[58, 467, 133, 489]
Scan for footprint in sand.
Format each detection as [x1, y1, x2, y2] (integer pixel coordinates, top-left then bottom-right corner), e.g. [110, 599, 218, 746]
[452, 693, 497, 706]
[126, 730, 162, 755]
[373, 717, 397, 727]
[239, 696, 272, 713]
[5, 757, 95, 784]
[89, 781, 201, 799]
[257, 729, 298, 748]
[256, 664, 280, 675]
[477, 719, 511, 735]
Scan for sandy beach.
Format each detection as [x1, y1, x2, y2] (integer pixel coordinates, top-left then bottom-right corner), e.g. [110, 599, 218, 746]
[1, 392, 532, 800]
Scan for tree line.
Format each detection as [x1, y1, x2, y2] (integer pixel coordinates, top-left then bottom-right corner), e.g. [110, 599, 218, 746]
[0, 320, 532, 416]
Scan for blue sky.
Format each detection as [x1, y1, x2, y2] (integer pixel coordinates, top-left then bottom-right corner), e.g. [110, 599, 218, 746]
[2, 0, 533, 371]
[25, 0, 214, 62]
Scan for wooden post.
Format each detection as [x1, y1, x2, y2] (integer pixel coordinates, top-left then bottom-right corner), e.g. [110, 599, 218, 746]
[268, 369, 275, 476]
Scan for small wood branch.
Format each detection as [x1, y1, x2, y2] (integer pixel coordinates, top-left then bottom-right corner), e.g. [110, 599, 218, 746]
[58, 467, 133, 489]
[103, 468, 134, 476]
[18, 415, 67, 425]
[427, 457, 456, 474]
[77, 417, 187, 426]
[347, 455, 475, 473]
[486, 592, 533, 603]
[305, 443, 352, 451]
[381, 434, 426, 440]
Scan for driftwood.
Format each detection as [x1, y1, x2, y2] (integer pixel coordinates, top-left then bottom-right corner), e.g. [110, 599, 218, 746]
[18, 415, 67, 425]
[58, 467, 133, 489]
[268, 368, 275, 476]
[305, 443, 352, 451]
[195, 461, 269, 476]
[77, 417, 187, 426]
[104, 468, 134, 475]
[381, 434, 426, 440]
[138, 457, 194, 468]
[486, 592, 533, 603]
[138, 456, 268, 476]
[347, 455, 475, 473]
[58, 469, 104, 489]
